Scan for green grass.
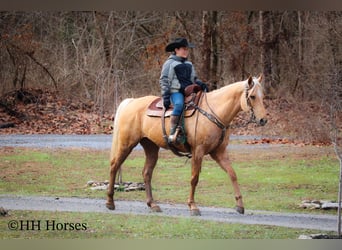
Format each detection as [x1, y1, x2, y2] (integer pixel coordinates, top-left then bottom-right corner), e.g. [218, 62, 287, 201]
[0, 145, 339, 239]
[0, 210, 328, 239]
[0, 146, 339, 213]
[233, 157, 338, 212]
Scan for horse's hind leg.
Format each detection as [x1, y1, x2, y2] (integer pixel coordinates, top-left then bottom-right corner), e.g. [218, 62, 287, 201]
[106, 148, 132, 210]
[140, 138, 161, 212]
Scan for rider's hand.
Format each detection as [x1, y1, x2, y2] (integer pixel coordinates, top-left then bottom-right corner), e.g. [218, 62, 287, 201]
[196, 80, 209, 92]
[163, 97, 171, 110]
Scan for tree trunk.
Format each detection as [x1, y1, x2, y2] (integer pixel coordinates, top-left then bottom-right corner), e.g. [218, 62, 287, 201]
[327, 11, 342, 236]
[201, 11, 211, 83]
[210, 11, 218, 90]
[201, 10, 219, 90]
[94, 12, 113, 71]
[338, 155, 342, 236]
[241, 11, 254, 80]
[292, 11, 304, 96]
[175, 11, 195, 62]
[259, 11, 273, 96]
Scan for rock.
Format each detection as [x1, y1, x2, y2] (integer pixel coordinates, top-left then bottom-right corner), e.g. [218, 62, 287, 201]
[0, 207, 8, 216]
[87, 180, 145, 192]
[90, 185, 108, 190]
[310, 234, 330, 239]
[298, 234, 341, 239]
[125, 187, 137, 192]
[124, 182, 145, 192]
[87, 180, 95, 186]
[299, 202, 321, 209]
[299, 200, 339, 210]
[298, 235, 313, 239]
[321, 202, 339, 210]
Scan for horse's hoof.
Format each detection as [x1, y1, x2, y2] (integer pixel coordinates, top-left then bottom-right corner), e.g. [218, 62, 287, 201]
[106, 202, 115, 210]
[190, 209, 201, 216]
[150, 205, 162, 213]
[235, 206, 245, 214]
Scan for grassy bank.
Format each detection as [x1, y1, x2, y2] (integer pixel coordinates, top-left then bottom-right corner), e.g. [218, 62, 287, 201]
[0, 145, 339, 239]
[0, 210, 326, 239]
[0, 145, 338, 213]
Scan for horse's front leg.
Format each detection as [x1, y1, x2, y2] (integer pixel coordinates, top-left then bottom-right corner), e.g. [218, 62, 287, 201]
[187, 154, 203, 216]
[210, 148, 245, 214]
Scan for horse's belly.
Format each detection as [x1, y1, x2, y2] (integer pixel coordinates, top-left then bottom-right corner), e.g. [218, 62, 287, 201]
[141, 115, 168, 147]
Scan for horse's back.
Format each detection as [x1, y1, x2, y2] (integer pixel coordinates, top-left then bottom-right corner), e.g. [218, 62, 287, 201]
[125, 95, 158, 111]
[113, 96, 165, 145]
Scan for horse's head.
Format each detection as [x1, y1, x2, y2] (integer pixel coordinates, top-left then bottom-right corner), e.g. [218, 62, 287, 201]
[241, 74, 268, 126]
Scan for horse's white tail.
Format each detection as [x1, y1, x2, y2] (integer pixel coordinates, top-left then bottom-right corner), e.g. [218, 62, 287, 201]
[110, 98, 134, 162]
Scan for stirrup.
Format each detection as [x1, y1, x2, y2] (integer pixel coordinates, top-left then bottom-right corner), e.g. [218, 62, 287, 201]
[168, 134, 177, 144]
[168, 127, 181, 144]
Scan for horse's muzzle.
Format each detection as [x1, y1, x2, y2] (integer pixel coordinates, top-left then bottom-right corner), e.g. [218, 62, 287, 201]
[258, 118, 267, 126]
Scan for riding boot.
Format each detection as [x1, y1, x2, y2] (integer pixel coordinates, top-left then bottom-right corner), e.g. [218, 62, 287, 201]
[168, 115, 181, 144]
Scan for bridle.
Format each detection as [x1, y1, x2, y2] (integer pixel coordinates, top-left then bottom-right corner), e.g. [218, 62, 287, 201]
[189, 81, 258, 150]
[243, 80, 257, 125]
[162, 80, 258, 158]
[193, 80, 257, 126]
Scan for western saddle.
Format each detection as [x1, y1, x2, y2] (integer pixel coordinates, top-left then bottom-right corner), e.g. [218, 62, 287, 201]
[146, 84, 203, 117]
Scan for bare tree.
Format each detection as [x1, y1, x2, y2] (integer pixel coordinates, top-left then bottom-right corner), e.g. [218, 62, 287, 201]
[259, 11, 273, 95]
[326, 11, 342, 236]
[0, 12, 57, 92]
[328, 69, 342, 236]
[201, 11, 219, 90]
[258, 11, 286, 97]
[1, 11, 341, 122]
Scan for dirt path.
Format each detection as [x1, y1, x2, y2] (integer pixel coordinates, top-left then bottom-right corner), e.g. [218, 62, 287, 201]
[0, 195, 337, 232]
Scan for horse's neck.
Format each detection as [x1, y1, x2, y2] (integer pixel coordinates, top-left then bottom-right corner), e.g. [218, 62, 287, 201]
[205, 81, 245, 126]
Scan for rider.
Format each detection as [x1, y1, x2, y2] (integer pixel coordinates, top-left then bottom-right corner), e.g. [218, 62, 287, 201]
[159, 37, 208, 143]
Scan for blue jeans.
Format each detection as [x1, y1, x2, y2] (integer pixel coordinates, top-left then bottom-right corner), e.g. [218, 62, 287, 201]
[170, 92, 184, 116]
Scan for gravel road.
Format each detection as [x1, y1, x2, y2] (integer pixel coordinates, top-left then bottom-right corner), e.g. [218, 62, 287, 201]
[0, 134, 114, 149]
[0, 134, 280, 150]
[0, 195, 337, 231]
[0, 134, 338, 232]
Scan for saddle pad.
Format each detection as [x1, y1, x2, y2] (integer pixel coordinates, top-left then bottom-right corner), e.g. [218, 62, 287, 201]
[146, 95, 200, 117]
[146, 97, 173, 117]
[146, 85, 202, 117]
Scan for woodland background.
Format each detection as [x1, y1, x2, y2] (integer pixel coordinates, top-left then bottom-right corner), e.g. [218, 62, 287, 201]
[0, 11, 341, 143]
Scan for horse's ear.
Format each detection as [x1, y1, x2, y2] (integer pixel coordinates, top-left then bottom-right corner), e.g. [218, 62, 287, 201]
[258, 73, 263, 84]
[247, 76, 253, 89]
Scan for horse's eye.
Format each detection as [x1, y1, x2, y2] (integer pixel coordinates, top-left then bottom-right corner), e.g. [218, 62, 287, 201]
[250, 96, 256, 100]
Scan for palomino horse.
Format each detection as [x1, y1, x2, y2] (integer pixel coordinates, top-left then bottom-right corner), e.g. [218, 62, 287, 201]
[106, 75, 267, 215]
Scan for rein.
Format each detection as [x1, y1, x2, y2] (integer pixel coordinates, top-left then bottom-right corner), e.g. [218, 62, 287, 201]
[188, 92, 227, 149]
[188, 82, 256, 149]
[161, 81, 256, 158]
[228, 83, 256, 129]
